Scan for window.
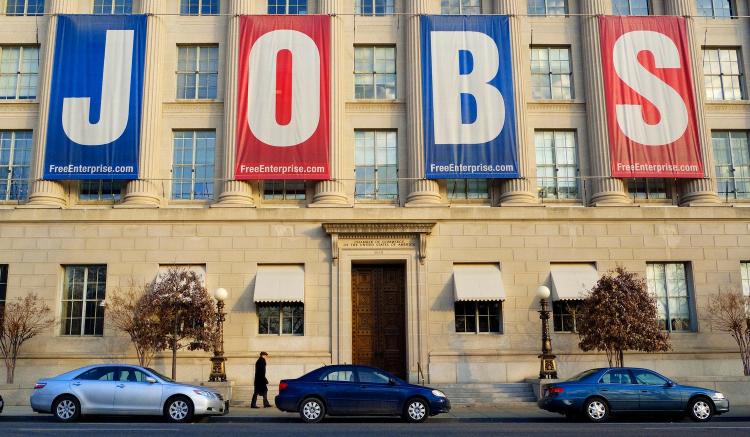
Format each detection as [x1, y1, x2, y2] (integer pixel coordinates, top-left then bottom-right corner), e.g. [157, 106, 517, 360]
[79, 180, 124, 202]
[599, 369, 635, 384]
[5, 0, 44, 15]
[447, 179, 489, 200]
[535, 130, 578, 200]
[268, 0, 307, 14]
[0, 265, 7, 311]
[76, 366, 118, 381]
[647, 263, 693, 332]
[454, 301, 502, 333]
[257, 303, 304, 335]
[552, 300, 582, 332]
[441, 0, 481, 14]
[114, 367, 150, 383]
[357, 368, 391, 384]
[531, 47, 573, 100]
[612, 0, 650, 15]
[627, 179, 668, 200]
[355, 130, 398, 200]
[0, 46, 40, 100]
[61, 265, 107, 336]
[697, 0, 734, 18]
[177, 45, 218, 100]
[528, 0, 568, 15]
[263, 181, 306, 201]
[354, 46, 396, 100]
[713, 131, 750, 199]
[741, 262, 749, 297]
[0, 131, 32, 201]
[320, 369, 355, 382]
[703, 48, 744, 101]
[355, 0, 394, 15]
[93, 0, 132, 14]
[632, 369, 669, 386]
[180, 0, 219, 15]
[171, 131, 215, 200]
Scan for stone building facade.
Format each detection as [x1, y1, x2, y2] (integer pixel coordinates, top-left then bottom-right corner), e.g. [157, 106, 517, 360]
[1, 0, 750, 393]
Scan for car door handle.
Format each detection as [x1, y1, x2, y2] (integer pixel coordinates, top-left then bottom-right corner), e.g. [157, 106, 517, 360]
[601, 389, 609, 392]
[641, 390, 649, 393]
[116, 384, 125, 388]
[71, 382, 81, 386]
[359, 385, 367, 389]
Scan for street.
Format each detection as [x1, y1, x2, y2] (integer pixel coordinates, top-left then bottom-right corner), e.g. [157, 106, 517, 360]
[1, 408, 750, 436]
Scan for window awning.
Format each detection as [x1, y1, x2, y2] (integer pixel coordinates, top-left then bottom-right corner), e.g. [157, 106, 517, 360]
[453, 264, 506, 302]
[550, 264, 599, 301]
[253, 265, 305, 303]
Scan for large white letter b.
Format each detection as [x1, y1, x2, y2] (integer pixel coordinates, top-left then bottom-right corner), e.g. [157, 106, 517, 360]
[430, 31, 505, 145]
[62, 30, 133, 146]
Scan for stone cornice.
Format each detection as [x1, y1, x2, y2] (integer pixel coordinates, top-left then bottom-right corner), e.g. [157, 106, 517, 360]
[323, 221, 436, 264]
[345, 101, 406, 113]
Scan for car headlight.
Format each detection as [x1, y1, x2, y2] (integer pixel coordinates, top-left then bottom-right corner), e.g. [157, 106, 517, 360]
[431, 390, 446, 398]
[712, 392, 726, 400]
[193, 389, 216, 399]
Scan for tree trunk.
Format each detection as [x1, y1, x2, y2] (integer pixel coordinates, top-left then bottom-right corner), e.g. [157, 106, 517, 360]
[618, 350, 624, 368]
[171, 321, 178, 380]
[6, 359, 15, 384]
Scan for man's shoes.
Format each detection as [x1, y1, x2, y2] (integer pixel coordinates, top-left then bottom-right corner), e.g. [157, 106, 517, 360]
[251, 405, 260, 409]
[263, 404, 272, 408]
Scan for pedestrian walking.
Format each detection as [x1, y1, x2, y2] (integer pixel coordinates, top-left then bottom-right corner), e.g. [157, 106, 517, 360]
[251, 351, 271, 408]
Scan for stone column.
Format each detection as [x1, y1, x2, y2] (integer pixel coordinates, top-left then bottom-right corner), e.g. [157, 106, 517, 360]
[311, 0, 350, 206]
[25, 0, 71, 208]
[579, 0, 631, 205]
[496, 0, 538, 205]
[215, 0, 255, 206]
[119, 0, 165, 207]
[405, 0, 442, 206]
[666, 0, 720, 205]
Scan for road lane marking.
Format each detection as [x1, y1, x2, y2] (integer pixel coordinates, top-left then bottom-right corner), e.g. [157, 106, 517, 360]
[17, 428, 179, 433]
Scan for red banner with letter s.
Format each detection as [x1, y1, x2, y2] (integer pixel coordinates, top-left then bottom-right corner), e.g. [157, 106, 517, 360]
[599, 16, 703, 178]
[236, 16, 330, 180]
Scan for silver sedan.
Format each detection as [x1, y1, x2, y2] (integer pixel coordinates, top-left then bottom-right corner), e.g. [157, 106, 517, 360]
[30, 364, 226, 422]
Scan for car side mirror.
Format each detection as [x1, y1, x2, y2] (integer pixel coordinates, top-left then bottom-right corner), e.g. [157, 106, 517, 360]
[388, 378, 396, 385]
[145, 377, 157, 384]
[665, 381, 674, 388]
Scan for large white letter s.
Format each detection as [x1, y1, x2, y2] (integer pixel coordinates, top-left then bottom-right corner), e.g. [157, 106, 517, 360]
[62, 30, 133, 146]
[612, 30, 689, 146]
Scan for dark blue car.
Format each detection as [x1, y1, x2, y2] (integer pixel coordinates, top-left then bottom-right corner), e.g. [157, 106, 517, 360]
[275, 365, 451, 423]
[538, 367, 730, 423]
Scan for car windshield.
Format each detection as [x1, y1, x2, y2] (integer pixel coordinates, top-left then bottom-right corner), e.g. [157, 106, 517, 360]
[566, 369, 599, 382]
[146, 368, 174, 383]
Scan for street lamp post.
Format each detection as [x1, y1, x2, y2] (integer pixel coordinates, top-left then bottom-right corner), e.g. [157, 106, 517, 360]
[536, 285, 558, 379]
[209, 287, 228, 382]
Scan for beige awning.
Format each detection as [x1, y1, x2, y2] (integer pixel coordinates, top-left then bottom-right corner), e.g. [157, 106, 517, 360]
[453, 264, 505, 302]
[550, 264, 599, 301]
[253, 265, 305, 303]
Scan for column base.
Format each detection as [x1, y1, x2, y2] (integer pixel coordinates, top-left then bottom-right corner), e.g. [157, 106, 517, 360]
[118, 180, 161, 208]
[213, 181, 255, 207]
[22, 180, 67, 208]
[589, 181, 632, 206]
[405, 180, 444, 207]
[311, 180, 350, 207]
[679, 179, 720, 206]
[498, 191, 541, 206]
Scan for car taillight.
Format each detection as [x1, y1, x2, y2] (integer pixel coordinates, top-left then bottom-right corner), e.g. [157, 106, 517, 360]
[548, 387, 564, 394]
[34, 382, 47, 390]
[279, 382, 289, 391]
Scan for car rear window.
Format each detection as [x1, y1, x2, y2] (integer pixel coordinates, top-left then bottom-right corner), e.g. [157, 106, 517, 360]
[566, 369, 599, 382]
[320, 370, 355, 382]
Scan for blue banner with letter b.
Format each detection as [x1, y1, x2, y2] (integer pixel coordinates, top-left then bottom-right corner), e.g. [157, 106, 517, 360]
[44, 15, 146, 180]
[421, 16, 518, 179]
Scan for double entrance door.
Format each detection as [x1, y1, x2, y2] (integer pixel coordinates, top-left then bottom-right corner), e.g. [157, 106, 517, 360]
[351, 264, 407, 379]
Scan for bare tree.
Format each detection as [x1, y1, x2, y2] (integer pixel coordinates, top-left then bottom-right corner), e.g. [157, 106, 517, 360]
[106, 282, 166, 368]
[704, 291, 750, 376]
[142, 268, 217, 380]
[577, 267, 671, 367]
[0, 294, 55, 383]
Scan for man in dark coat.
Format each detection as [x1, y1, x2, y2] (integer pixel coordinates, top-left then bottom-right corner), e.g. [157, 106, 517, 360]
[251, 351, 271, 408]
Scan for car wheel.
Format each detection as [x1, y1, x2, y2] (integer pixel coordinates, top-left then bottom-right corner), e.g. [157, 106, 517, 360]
[688, 397, 714, 422]
[53, 395, 81, 422]
[164, 396, 194, 423]
[583, 397, 609, 423]
[403, 398, 429, 423]
[299, 397, 325, 423]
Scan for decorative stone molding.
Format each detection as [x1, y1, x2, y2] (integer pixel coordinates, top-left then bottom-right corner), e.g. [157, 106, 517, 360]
[162, 101, 225, 114]
[323, 222, 436, 265]
[344, 101, 407, 113]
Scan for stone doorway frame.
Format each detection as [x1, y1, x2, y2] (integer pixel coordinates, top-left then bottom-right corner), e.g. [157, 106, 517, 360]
[323, 222, 435, 383]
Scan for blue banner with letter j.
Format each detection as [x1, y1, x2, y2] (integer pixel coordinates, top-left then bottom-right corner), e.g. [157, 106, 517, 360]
[421, 15, 518, 179]
[44, 15, 146, 180]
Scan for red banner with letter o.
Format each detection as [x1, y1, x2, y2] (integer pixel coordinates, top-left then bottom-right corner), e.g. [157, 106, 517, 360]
[599, 16, 703, 179]
[236, 16, 330, 180]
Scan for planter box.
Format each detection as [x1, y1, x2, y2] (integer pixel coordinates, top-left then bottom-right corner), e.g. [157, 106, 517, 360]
[0, 384, 33, 406]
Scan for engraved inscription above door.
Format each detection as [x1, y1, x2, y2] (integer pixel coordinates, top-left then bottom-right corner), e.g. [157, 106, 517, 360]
[351, 264, 406, 379]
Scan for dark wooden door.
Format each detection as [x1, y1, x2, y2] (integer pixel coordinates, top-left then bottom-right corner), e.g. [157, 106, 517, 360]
[351, 264, 406, 379]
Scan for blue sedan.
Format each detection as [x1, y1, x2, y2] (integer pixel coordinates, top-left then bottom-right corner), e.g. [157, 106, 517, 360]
[538, 367, 729, 422]
[275, 365, 451, 423]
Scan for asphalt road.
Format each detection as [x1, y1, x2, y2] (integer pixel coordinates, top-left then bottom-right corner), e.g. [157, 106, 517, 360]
[1, 415, 750, 436]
